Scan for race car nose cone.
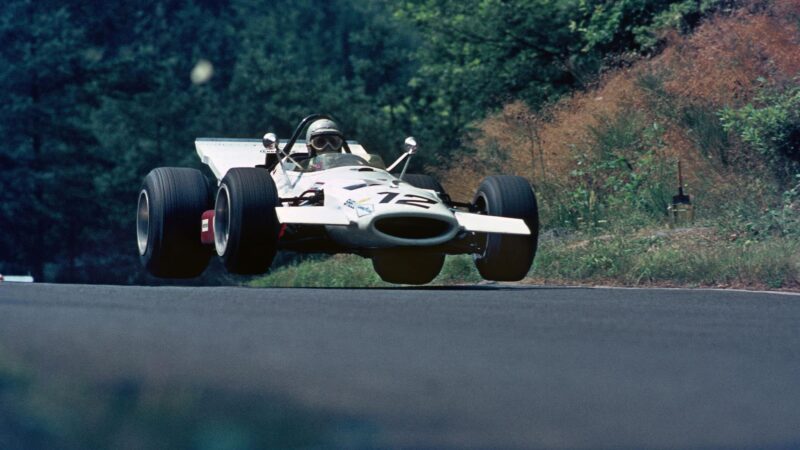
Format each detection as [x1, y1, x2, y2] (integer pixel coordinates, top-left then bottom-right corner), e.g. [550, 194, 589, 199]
[373, 216, 453, 240]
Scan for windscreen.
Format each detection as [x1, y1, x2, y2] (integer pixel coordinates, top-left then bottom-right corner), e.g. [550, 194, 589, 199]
[288, 153, 386, 172]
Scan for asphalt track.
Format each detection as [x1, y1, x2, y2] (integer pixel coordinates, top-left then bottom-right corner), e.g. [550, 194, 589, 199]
[1, 283, 799, 449]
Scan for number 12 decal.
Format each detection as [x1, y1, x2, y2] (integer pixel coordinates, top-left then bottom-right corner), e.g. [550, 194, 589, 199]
[377, 192, 438, 209]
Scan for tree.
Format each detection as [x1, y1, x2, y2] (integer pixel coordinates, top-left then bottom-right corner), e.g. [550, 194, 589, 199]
[84, 1, 237, 283]
[0, 1, 99, 281]
[393, 0, 721, 165]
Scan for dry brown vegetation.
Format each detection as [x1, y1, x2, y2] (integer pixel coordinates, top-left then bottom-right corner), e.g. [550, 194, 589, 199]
[440, 0, 800, 219]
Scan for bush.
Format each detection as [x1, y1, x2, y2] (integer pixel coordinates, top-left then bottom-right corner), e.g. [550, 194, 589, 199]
[559, 111, 676, 229]
[731, 174, 800, 239]
[633, 0, 738, 51]
[719, 81, 800, 182]
[571, 0, 735, 55]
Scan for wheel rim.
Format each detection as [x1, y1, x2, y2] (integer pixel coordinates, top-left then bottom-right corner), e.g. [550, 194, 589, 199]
[214, 185, 231, 256]
[136, 190, 150, 256]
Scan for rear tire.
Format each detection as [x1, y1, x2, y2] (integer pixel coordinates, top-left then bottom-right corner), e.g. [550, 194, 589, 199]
[372, 250, 445, 285]
[137, 167, 213, 278]
[473, 176, 539, 281]
[215, 168, 280, 274]
[402, 174, 447, 197]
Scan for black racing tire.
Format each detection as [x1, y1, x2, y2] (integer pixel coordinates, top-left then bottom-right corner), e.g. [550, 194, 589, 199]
[137, 167, 213, 278]
[214, 168, 280, 275]
[372, 250, 445, 285]
[473, 175, 539, 281]
[402, 173, 447, 196]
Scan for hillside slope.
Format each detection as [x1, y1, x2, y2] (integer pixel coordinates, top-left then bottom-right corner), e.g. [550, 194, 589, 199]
[443, 0, 800, 211]
[433, 0, 800, 290]
[254, 0, 800, 290]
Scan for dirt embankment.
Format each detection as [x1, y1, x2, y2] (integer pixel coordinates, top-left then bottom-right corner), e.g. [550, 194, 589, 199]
[440, 0, 800, 204]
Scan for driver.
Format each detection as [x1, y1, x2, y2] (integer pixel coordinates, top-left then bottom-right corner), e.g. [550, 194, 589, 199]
[306, 118, 344, 157]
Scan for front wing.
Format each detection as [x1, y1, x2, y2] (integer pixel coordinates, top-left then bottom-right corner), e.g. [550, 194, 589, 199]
[275, 206, 530, 235]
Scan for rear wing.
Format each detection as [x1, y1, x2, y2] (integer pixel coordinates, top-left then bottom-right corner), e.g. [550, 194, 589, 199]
[195, 138, 369, 180]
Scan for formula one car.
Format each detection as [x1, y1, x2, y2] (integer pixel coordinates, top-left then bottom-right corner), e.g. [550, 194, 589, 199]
[137, 114, 539, 284]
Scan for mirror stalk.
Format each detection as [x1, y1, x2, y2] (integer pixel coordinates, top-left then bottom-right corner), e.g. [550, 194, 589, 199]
[398, 153, 413, 181]
[388, 137, 418, 180]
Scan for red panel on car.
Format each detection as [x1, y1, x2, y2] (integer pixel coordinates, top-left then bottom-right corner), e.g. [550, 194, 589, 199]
[200, 210, 215, 244]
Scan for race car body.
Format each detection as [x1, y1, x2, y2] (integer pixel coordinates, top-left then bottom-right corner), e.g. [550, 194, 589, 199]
[138, 114, 539, 284]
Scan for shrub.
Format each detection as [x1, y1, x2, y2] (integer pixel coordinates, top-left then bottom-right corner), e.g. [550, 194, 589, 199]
[633, 0, 740, 51]
[732, 174, 800, 239]
[563, 111, 676, 228]
[719, 81, 800, 183]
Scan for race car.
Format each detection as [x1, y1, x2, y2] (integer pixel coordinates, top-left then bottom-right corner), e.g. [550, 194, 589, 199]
[136, 114, 539, 284]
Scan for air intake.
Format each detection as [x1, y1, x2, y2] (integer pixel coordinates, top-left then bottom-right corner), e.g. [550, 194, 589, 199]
[374, 217, 452, 240]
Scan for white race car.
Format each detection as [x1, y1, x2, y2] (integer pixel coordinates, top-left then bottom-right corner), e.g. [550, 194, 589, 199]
[137, 114, 539, 284]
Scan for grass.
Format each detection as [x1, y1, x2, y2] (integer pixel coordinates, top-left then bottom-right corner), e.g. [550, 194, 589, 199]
[250, 224, 800, 291]
[249, 254, 483, 288]
[530, 225, 800, 290]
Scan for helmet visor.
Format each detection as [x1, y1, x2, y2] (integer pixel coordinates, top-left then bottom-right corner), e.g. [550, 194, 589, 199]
[309, 134, 343, 152]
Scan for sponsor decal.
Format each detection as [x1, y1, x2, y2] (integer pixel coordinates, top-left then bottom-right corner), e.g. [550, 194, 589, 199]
[201, 219, 209, 232]
[356, 203, 374, 217]
[344, 197, 372, 209]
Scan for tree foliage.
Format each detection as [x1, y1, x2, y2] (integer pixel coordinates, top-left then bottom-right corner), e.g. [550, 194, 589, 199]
[395, 0, 731, 163]
[0, 0, 736, 283]
[0, 1, 101, 281]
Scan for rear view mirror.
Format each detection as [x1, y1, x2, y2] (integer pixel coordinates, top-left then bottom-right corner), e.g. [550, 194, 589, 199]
[387, 136, 420, 176]
[404, 136, 417, 155]
[262, 132, 278, 153]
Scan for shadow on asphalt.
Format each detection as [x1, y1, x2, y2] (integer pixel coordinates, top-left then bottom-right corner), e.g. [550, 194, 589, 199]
[0, 361, 380, 449]
[243, 284, 574, 291]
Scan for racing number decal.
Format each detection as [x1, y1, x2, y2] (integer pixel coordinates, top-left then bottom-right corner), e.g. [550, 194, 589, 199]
[377, 192, 437, 209]
[378, 192, 400, 203]
[397, 194, 438, 209]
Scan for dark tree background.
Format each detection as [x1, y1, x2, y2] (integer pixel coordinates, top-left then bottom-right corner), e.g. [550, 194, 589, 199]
[0, 0, 711, 283]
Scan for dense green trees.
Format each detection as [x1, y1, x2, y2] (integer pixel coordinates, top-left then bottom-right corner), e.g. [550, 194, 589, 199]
[396, 0, 735, 161]
[0, 0, 735, 283]
[0, 1, 101, 281]
[0, 0, 417, 283]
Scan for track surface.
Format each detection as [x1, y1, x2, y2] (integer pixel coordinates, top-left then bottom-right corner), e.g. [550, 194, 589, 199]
[1, 283, 799, 449]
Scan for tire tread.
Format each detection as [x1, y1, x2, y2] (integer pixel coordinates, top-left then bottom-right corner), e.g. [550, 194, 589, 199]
[140, 167, 212, 278]
[473, 175, 539, 281]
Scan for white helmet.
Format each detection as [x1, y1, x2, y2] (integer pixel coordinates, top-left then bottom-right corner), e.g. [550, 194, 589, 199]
[306, 118, 344, 156]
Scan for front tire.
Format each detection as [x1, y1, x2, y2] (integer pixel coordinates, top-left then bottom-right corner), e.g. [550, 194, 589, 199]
[215, 168, 280, 275]
[473, 175, 539, 281]
[137, 167, 213, 278]
[372, 250, 445, 285]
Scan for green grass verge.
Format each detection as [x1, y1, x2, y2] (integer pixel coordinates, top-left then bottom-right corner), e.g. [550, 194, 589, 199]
[531, 227, 800, 289]
[251, 227, 800, 291]
[249, 254, 483, 288]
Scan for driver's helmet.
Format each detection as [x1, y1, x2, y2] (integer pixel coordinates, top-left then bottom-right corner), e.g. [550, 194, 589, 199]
[306, 118, 344, 156]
